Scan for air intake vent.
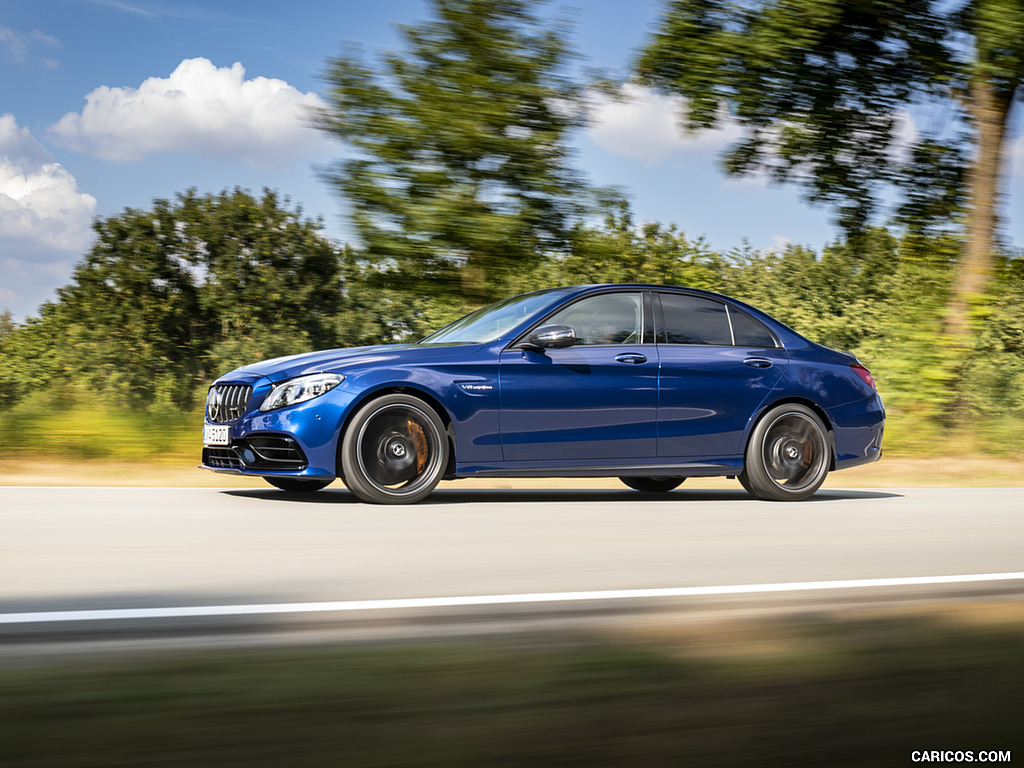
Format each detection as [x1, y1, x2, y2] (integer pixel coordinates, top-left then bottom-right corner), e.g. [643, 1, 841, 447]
[203, 447, 244, 470]
[206, 384, 252, 423]
[245, 436, 308, 470]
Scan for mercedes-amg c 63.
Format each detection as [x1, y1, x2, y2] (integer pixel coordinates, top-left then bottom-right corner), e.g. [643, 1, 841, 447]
[201, 284, 884, 503]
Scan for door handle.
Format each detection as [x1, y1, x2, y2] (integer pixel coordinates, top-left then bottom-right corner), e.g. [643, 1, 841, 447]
[743, 357, 773, 369]
[615, 353, 648, 365]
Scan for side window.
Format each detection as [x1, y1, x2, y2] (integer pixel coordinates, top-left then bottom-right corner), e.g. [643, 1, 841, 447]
[729, 307, 778, 347]
[545, 292, 644, 345]
[659, 293, 732, 345]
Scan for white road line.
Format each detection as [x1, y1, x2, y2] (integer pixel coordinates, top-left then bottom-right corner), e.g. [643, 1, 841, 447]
[2, 572, 1023, 625]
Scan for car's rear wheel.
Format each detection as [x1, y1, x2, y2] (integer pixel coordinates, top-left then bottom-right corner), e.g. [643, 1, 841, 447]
[619, 476, 685, 493]
[264, 477, 332, 493]
[739, 403, 830, 501]
[340, 394, 449, 504]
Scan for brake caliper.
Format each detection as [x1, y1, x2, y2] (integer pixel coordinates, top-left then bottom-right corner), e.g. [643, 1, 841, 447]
[406, 420, 428, 474]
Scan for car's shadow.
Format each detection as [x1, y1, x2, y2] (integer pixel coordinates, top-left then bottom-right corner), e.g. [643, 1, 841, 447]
[221, 487, 903, 505]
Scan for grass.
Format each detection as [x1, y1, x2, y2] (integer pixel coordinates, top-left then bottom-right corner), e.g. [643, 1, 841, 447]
[2, 606, 1022, 766]
[0, 404, 199, 465]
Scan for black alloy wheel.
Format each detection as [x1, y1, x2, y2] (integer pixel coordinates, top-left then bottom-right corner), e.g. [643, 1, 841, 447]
[619, 476, 685, 493]
[264, 477, 333, 493]
[340, 394, 449, 504]
[739, 403, 831, 501]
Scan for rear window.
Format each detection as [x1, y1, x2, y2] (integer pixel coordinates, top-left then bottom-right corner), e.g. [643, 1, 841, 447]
[729, 307, 778, 347]
[659, 294, 732, 345]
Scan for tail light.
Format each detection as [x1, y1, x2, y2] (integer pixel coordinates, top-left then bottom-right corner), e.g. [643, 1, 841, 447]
[851, 363, 876, 391]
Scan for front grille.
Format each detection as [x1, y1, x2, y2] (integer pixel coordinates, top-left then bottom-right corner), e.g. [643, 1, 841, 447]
[206, 384, 252, 423]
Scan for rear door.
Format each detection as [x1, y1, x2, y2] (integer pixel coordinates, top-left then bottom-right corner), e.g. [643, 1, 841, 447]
[655, 292, 788, 457]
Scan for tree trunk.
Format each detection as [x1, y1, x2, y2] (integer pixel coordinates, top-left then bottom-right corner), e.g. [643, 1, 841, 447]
[948, 77, 1011, 342]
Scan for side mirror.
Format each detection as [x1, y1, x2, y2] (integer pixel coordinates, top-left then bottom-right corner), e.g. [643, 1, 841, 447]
[521, 324, 577, 351]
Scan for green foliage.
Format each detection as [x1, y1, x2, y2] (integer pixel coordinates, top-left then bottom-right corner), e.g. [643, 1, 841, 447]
[0, 304, 71, 411]
[56, 196, 206, 408]
[968, 0, 1024, 84]
[317, 0, 591, 304]
[963, 258, 1024, 426]
[178, 188, 342, 356]
[726, 230, 900, 352]
[563, 201, 726, 291]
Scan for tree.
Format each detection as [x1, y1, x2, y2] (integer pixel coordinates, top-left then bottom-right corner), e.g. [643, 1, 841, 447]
[637, 0, 1023, 341]
[176, 188, 343, 375]
[0, 310, 14, 340]
[557, 200, 726, 290]
[54, 188, 343, 406]
[317, 0, 590, 306]
[58, 196, 206, 405]
[0, 305, 69, 411]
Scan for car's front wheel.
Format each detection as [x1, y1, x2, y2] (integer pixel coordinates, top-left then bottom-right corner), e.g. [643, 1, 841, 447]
[739, 403, 830, 501]
[264, 477, 332, 493]
[619, 476, 685, 493]
[340, 394, 449, 504]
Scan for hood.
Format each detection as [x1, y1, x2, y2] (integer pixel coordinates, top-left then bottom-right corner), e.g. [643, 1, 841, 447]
[217, 342, 484, 384]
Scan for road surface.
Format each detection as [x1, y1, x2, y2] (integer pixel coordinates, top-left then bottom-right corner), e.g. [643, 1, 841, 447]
[2, 486, 1022, 650]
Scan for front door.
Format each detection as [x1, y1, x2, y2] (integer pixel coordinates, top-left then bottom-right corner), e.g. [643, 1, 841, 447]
[499, 291, 658, 461]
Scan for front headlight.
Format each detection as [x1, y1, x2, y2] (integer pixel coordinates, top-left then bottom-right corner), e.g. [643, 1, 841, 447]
[259, 373, 345, 412]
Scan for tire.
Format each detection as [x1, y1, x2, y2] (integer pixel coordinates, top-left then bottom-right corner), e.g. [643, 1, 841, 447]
[340, 394, 449, 504]
[619, 476, 685, 493]
[739, 403, 831, 501]
[264, 477, 332, 493]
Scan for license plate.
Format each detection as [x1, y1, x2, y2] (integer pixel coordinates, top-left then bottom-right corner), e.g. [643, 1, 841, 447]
[203, 424, 231, 446]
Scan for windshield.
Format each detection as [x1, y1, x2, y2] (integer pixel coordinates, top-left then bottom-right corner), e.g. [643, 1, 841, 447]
[420, 289, 571, 345]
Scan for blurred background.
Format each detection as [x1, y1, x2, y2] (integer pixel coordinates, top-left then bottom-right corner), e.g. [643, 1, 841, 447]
[0, 0, 1019, 473]
[1, 0, 1022, 471]
[2, 2, 1023, 763]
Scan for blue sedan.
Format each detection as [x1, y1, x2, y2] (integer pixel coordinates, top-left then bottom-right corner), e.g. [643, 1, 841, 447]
[201, 284, 884, 502]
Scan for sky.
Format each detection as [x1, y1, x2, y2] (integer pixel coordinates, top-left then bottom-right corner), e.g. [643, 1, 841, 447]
[2, 0, 1023, 322]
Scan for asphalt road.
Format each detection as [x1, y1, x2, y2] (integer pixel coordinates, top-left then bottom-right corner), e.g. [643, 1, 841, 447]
[2, 486, 1022, 648]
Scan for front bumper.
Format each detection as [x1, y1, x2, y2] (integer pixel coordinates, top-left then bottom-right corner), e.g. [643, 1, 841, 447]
[200, 379, 360, 479]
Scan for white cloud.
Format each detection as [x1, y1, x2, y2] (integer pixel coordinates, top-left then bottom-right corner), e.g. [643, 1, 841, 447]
[586, 83, 743, 165]
[49, 58, 330, 166]
[0, 115, 95, 318]
[0, 115, 96, 252]
[1, 24, 60, 63]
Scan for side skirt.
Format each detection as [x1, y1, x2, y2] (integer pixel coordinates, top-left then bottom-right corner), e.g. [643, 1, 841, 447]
[454, 457, 744, 479]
